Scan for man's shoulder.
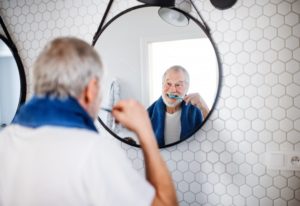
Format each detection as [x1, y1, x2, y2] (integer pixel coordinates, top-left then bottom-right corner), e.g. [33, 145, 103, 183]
[1, 124, 108, 144]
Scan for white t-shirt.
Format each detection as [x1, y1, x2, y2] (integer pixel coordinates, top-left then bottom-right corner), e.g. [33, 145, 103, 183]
[0, 125, 154, 206]
[164, 109, 181, 145]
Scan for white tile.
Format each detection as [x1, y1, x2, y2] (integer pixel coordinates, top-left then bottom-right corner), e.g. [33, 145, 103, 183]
[190, 182, 201, 194]
[273, 107, 286, 120]
[287, 131, 300, 144]
[271, 37, 285, 51]
[220, 194, 232, 206]
[233, 152, 245, 164]
[264, 26, 277, 40]
[233, 174, 246, 186]
[274, 176, 288, 189]
[220, 151, 232, 164]
[171, 150, 182, 161]
[247, 196, 259, 206]
[288, 199, 300, 206]
[207, 193, 219, 205]
[286, 36, 299, 50]
[281, 187, 294, 200]
[260, 197, 273, 206]
[177, 161, 188, 172]
[239, 141, 251, 153]
[279, 48, 293, 62]
[274, 198, 287, 206]
[202, 182, 213, 194]
[286, 84, 300, 96]
[182, 151, 194, 162]
[213, 141, 225, 153]
[178, 181, 189, 193]
[208, 172, 219, 184]
[183, 191, 195, 203]
[214, 183, 226, 195]
[278, 1, 291, 15]
[240, 185, 252, 197]
[260, 175, 273, 187]
[196, 193, 207, 205]
[257, 15, 269, 28]
[172, 171, 183, 182]
[226, 162, 238, 175]
[286, 60, 299, 74]
[271, 14, 285, 27]
[189, 161, 200, 173]
[253, 142, 266, 154]
[201, 162, 213, 174]
[183, 171, 195, 183]
[263, 3, 277, 15]
[233, 195, 246, 206]
[267, 186, 280, 199]
[285, 13, 299, 26]
[257, 39, 271, 52]
[207, 151, 219, 163]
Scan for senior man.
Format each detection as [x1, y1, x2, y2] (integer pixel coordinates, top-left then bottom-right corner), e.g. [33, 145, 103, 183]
[0, 37, 177, 206]
[148, 65, 209, 147]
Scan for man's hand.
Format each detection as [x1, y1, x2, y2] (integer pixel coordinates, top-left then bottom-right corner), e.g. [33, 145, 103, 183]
[112, 100, 154, 144]
[184, 93, 209, 119]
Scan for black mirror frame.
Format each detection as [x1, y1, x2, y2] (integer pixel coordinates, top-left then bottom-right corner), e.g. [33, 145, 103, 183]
[93, 5, 222, 148]
[0, 34, 27, 112]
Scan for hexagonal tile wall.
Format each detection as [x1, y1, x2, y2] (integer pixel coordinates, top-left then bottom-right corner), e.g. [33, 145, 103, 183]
[1, 0, 299, 205]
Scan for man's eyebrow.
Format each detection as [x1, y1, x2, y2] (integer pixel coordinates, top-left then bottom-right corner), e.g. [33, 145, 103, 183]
[165, 79, 185, 83]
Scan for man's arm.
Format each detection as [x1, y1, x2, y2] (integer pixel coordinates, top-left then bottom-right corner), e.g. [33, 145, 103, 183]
[112, 100, 178, 206]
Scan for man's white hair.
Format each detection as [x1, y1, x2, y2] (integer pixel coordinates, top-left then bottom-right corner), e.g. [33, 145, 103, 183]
[33, 37, 103, 98]
[162, 65, 190, 89]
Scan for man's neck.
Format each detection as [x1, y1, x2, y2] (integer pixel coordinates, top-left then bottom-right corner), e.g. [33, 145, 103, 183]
[166, 104, 181, 114]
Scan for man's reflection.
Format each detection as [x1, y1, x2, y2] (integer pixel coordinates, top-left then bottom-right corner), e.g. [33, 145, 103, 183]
[148, 65, 209, 147]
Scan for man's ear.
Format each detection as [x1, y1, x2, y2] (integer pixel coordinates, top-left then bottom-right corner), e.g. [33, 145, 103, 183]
[78, 78, 99, 108]
[86, 78, 98, 103]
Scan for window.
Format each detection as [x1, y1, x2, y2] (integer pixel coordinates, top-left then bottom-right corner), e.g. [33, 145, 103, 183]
[148, 38, 218, 108]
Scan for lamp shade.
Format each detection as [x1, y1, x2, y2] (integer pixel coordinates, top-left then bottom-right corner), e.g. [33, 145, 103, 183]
[158, 8, 189, 27]
[137, 0, 175, 7]
[210, 0, 237, 10]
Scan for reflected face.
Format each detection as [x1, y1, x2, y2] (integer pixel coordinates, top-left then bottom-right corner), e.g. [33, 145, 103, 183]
[162, 70, 188, 107]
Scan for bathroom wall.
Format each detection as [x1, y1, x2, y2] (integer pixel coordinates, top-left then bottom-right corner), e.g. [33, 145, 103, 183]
[1, 0, 299, 205]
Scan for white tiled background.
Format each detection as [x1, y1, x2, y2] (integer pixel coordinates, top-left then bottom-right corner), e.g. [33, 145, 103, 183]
[1, 0, 300, 205]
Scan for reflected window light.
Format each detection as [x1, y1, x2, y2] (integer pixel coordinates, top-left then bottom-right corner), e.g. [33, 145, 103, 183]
[148, 38, 218, 108]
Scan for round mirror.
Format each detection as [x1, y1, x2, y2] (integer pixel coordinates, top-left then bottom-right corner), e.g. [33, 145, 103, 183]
[94, 6, 221, 148]
[0, 35, 26, 130]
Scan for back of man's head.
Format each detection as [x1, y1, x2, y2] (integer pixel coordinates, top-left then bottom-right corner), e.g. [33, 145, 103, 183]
[33, 37, 103, 99]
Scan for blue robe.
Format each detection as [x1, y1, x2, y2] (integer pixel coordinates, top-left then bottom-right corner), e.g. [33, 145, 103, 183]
[147, 97, 203, 147]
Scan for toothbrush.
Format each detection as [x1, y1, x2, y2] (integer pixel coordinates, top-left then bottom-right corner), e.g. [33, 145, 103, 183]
[101, 107, 112, 113]
[167, 93, 183, 100]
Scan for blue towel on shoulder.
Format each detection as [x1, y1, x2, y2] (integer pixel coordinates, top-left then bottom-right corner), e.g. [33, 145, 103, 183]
[147, 97, 202, 147]
[13, 95, 98, 133]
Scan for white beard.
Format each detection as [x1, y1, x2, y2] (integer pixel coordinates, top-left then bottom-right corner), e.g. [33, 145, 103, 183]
[162, 95, 183, 107]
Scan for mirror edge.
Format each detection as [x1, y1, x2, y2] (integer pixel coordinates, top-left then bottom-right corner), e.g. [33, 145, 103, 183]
[93, 5, 223, 149]
[0, 34, 27, 110]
